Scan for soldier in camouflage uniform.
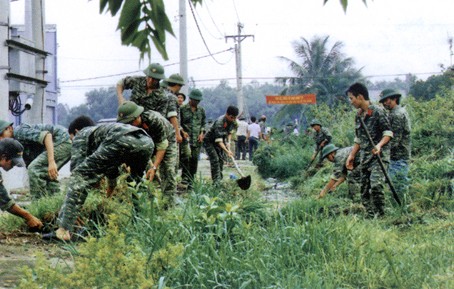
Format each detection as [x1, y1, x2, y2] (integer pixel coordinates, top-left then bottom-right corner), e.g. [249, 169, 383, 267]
[203, 106, 239, 187]
[346, 83, 393, 217]
[379, 89, 411, 203]
[310, 119, 332, 164]
[117, 101, 177, 202]
[317, 144, 361, 201]
[163, 73, 186, 143]
[116, 63, 182, 144]
[179, 89, 206, 188]
[48, 116, 153, 241]
[0, 120, 72, 199]
[0, 139, 43, 230]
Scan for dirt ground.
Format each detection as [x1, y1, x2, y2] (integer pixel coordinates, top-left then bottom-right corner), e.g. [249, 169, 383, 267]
[0, 158, 295, 288]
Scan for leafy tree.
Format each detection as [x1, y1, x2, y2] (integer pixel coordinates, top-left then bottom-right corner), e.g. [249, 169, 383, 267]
[275, 35, 364, 126]
[100, 0, 365, 59]
[58, 87, 119, 127]
[369, 74, 417, 95]
[409, 69, 454, 101]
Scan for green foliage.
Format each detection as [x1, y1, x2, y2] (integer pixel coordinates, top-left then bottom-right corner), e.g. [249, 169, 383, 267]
[409, 69, 454, 101]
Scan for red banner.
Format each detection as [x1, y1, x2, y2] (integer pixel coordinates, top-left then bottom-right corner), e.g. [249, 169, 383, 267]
[266, 94, 316, 105]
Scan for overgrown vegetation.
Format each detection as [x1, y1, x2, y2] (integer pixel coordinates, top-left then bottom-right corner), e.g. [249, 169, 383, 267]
[2, 89, 453, 289]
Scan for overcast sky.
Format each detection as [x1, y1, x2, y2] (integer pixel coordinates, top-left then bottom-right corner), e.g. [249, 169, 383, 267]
[10, 0, 454, 107]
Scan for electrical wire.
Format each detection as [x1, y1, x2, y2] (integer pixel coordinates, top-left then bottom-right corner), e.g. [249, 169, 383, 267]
[188, 0, 232, 65]
[60, 47, 235, 83]
[204, 1, 225, 39]
[231, 0, 241, 24]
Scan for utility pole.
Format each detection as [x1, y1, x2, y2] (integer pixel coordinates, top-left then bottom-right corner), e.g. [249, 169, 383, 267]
[0, 0, 10, 121]
[225, 23, 253, 118]
[179, 0, 188, 95]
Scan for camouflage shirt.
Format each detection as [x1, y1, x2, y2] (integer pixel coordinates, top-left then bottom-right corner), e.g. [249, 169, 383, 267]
[14, 123, 71, 166]
[388, 105, 411, 161]
[204, 115, 236, 144]
[71, 123, 151, 171]
[313, 127, 332, 149]
[354, 104, 393, 162]
[119, 76, 177, 119]
[140, 110, 175, 151]
[180, 104, 206, 146]
[331, 146, 360, 180]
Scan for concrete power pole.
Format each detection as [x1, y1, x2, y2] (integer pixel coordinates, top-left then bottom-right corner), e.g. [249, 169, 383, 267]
[179, 0, 188, 95]
[27, 0, 46, 124]
[225, 23, 253, 118]
[0, 0, 10, 120]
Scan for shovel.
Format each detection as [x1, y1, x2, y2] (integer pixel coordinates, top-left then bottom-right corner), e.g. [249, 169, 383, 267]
[230, 156, 251, 190]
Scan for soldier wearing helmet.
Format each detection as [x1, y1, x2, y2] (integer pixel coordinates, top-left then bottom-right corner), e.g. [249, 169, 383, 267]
[317, 144, 361, 200]
[379, 88, 411, 202]
[310, 118, 332, 165]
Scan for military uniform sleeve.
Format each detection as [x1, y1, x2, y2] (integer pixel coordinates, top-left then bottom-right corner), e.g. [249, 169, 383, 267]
[0, 174, 15, 211]
[14, 124, 48, 144]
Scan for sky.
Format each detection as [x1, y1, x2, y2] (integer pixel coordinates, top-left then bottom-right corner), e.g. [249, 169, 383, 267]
[9, 0, 454, 108]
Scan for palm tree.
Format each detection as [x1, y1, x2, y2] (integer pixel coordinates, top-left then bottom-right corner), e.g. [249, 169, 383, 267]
[275, 35, 364, 125]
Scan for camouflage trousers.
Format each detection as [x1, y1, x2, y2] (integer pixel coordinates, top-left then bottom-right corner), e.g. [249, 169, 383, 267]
[28, 140, 72, 199]
[360, 157, 388, 217]
[203, 142, 224, 186]
[158, 140, 177, 196]
[180, 141, 202, 185]
[57, 132, 153, 231]
[347, 166, 362, 202]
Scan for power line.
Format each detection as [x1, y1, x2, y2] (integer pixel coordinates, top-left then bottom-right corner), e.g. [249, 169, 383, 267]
[194, 1, 223, 40]
[60, 47, 234, 83]
[188, 0, 232, 65]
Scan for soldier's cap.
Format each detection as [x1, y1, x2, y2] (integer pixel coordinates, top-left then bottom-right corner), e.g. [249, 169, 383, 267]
[0, 119, 13, 134]
[143, 63, 165, 80]
[310, 118, 321, 127]
[117, 101, 144, 124]
[379, 89, 401, 103]
[165, 73, 185, 85]
[321, 144, 339, 160]
[0, 138, 26, 167]
[189, 89, 203, 101]
[260, 115, 267, 120]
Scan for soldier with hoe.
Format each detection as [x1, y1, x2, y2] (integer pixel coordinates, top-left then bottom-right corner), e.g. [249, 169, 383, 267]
[203, 105, 239, 187]
[379, 89, 411, 204]
[346, 83, 393, 218]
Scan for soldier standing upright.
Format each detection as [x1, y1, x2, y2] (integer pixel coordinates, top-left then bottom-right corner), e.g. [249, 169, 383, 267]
[379, 89, 411, 202]
[203, 106, 239, 187]
[179, 89, 206, 189]
[117, 101, 177, 205]
[346, 83, 393, 217]
[309, 119, 332, 164]
[0, 120, 72, 199]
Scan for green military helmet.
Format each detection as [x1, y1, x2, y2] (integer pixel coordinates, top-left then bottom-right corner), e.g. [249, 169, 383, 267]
[165, 73, 185, 85]
[189, 89, 203, 101]
[0, 119, 13, 133]
[379, 89, 401, 103]
[117, 101, 144, 123]
[143, 63, 165, 79]
[310, 118, 321, 127]
[321, 143, 339, 159]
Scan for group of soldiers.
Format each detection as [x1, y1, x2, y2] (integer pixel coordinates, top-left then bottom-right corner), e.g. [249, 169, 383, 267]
[0, 63, 242, 241]
[314, 83, 411, 218]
